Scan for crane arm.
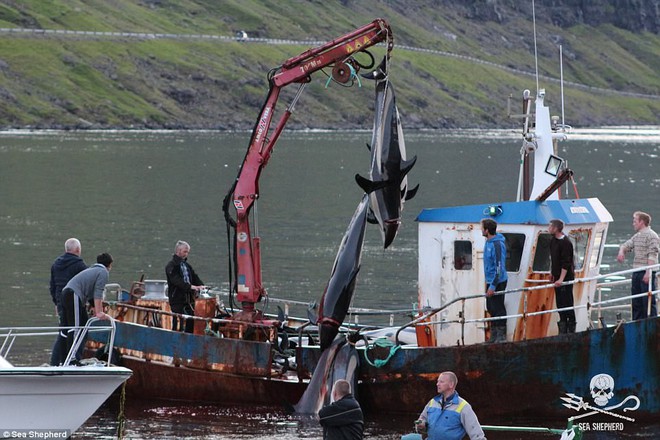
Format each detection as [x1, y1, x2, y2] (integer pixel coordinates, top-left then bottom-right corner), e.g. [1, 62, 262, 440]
[223, 19, 393, 318]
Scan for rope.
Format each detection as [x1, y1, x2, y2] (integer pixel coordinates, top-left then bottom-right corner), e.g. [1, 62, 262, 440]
[363, 337, 400, 368]
[116, 381, 127, 439]
[205, 324, 222, 338]
[350, 64, 361, 87]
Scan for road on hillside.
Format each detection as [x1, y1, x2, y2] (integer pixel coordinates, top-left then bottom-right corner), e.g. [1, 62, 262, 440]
[0, 26, 657, 100]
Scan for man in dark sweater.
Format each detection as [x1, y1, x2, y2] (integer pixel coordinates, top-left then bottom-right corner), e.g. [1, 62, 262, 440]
[165, 240, 205, 333]
[549, 219, 576, 333]
[49, 238, 87, 365]
[318, 379, 364, 440]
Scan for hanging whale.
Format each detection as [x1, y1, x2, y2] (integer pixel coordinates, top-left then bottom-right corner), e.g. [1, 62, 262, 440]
[316, 194, 369, 351]
[293, 337, 359, 414]
[357, 57, 418, 249]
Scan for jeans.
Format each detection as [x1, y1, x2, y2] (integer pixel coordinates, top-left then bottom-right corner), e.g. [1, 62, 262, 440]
[631, 271, 657, 320]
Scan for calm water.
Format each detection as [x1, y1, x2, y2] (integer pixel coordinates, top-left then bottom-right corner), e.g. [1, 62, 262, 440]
[0, 129, 658, 439]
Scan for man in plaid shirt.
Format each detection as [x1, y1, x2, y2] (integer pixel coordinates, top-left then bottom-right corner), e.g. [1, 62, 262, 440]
[617, 211, 659, 319]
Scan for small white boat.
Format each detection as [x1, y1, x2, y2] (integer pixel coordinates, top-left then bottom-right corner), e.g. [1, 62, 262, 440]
[0, 319, 132, 436]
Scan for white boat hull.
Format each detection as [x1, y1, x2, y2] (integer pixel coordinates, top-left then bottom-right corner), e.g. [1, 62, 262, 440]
[0, 366, 132, 434]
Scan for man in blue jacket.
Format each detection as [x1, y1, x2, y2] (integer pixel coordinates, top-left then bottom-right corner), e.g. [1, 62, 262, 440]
[415, 371, 486, 440]
[481, 218, 508, 343]
[49, 238, 87, 365]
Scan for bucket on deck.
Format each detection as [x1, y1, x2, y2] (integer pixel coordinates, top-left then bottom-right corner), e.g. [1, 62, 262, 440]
[142, 280, 168, 300]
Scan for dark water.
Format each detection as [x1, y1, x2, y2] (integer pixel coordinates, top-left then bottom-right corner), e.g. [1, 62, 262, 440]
[1, 129, 658, 439]
[76, 397, 660, 439]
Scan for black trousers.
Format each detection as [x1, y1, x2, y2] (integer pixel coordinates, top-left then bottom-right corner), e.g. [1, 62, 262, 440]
[486, 281, 508, 328]
[50, 299, 67, 366]
[555, 284, 576, 323]
[61, 288, 88, 361]
[171, 302, 195, 333]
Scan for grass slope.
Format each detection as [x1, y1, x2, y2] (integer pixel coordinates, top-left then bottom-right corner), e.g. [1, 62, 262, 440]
[0, 0, 657, 129]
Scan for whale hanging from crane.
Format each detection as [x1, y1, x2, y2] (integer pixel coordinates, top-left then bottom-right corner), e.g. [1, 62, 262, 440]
[315, 194, 369, 351]
[356, 57, 418, 249]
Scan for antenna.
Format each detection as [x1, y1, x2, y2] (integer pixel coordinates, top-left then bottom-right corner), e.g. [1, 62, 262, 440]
[532, 0, 539, 95]
[560, 45, 565, 127]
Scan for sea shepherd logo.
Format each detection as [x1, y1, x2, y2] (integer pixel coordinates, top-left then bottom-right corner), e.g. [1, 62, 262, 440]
[562, 373, 640, 432]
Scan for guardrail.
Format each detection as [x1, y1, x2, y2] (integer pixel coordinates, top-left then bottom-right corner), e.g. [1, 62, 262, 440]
[106, 301, 281, 343]
[395, 263, 660, 345]
[0, 318, 119, 367]
[98, 263, 658, 347]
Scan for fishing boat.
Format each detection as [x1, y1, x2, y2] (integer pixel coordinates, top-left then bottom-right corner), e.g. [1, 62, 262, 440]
[86, 16, 659, 428]
[0, 319, 132, 436]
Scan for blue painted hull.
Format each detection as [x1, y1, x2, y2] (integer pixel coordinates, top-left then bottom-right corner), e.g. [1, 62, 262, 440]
[351, 317, 660, 421]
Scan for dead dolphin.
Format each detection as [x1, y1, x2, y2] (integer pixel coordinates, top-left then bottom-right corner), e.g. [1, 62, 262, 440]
[357, 57, 418, 249]
[292, 338, 343, 414]
[293, 337, 359, 414]
[327, 339, 360, 397]
[317, 194, 369, 351]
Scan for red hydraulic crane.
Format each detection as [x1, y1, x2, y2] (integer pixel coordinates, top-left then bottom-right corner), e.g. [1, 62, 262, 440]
[222, 19, 393, 323]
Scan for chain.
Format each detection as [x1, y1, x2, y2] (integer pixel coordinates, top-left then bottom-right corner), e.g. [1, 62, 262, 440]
[116, 381, 127, 439]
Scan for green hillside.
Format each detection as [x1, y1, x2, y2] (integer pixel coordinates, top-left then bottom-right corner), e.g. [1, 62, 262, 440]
[0, 0, 658, 129]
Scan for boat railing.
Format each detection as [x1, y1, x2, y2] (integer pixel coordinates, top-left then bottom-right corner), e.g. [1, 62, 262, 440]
[594, 278, 633, 324]
[65, 317, 118, 367]
[105, 263, 658, 346]
[207, 287, 415, 323]
[106, 302, 280, 343]
[106, 293, 413, 342]
[396, 263, 660, 345]
[0, 318, 119, 367]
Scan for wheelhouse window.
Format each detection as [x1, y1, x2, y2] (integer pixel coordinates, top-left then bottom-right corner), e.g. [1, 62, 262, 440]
[454, 240, 472, 270]
[533, 230, 591, 273]
[502, 233, 525, 272]
[568, 230, 589, 271]
[589, 230, 605, 269]
[532, 233, 552, 272]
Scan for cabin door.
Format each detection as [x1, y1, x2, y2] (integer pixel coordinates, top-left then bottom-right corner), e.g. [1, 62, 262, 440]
[436, 228, 485, 346]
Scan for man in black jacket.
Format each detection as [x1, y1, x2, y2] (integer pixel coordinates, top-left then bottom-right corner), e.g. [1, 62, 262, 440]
[318, 379, 364, 440]
[165, 240, 205, 333]
[549, 219, 576, 333]
[49, 238, 87, 365]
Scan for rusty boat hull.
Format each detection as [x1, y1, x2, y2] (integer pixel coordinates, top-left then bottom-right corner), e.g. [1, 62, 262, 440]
[120, 356, 306, 406]
[88, 319, 308, 407]
[90, 315, 659, 421]
[354, 316, 660, 421]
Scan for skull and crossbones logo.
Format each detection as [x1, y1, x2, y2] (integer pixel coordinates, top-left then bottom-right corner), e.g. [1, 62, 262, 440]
[590, 373, 614, 407]
[562, 373, 640, 422]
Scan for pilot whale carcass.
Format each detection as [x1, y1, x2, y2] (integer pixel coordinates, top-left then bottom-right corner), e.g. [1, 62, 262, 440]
[317, 195, 369, 351]
[293, 337, 359, 414]
[357, 57, 418, 249]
